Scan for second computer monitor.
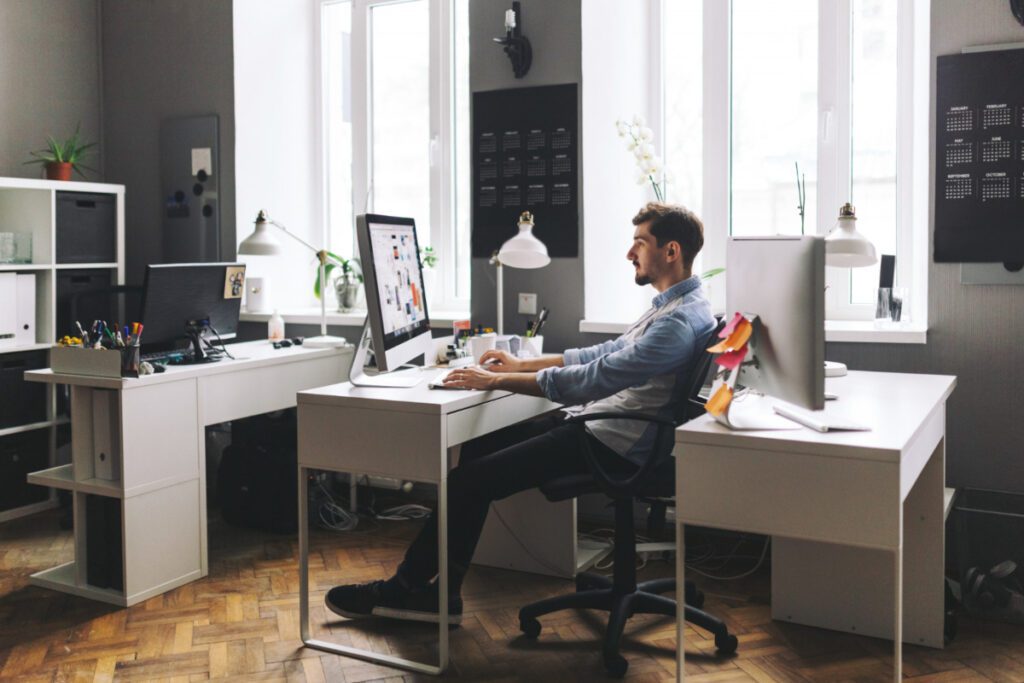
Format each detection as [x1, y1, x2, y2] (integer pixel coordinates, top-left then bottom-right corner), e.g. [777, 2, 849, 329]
[727, 235, 825, 410]
[355, 213, 433, 373]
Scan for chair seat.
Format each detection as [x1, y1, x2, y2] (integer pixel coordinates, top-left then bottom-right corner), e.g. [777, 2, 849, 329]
[540, 457, 676, 502]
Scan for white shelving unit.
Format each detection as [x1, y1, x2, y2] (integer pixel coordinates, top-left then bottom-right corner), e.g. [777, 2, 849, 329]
[0, 177, 124, 523]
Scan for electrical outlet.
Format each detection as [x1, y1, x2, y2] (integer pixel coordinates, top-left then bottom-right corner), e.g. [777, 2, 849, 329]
[518, 292, 538, 315]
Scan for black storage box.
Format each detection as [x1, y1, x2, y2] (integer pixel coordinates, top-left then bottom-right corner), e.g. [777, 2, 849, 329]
[0, 350, 48, 429]
[0, 429, 50, 511]
[56, 192, 117, 264]
[56, 269, 115, 340]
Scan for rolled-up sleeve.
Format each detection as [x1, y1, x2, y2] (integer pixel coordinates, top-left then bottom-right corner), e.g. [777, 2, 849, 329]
[536, 315, 696, 405]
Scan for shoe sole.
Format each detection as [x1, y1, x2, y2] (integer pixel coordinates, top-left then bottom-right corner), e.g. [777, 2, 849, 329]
[326, 601, 463, 626]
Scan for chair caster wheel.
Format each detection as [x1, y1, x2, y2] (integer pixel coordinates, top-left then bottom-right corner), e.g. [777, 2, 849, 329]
[603, 653, 628, 677]
[715, 633, 738, 655]
[519, 617, 541, 639]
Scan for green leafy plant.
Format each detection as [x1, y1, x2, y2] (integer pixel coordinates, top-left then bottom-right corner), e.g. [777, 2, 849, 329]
[24, 124, 97, 177]
[700, 267, 725, 280]
[795, 161, 806, 235]
[420, 245, 438, 269]
[313, 252, 362, 299]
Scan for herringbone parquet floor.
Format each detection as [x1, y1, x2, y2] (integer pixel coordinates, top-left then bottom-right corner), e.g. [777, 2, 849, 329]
[2, 508, 1024, 682]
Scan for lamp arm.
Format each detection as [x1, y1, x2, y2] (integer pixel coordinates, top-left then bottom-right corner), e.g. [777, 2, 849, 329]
[266, 219, 325, 260]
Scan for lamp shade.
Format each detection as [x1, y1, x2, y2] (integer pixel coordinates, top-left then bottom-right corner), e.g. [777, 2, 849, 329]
[825, 203, 877, 268]
[238, 210, 283, 256]
[497, 212, 550, 269]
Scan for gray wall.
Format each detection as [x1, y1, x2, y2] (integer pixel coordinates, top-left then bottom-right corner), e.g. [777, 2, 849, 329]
[469, 0, 587, 354]
[829, 0, 1024, 492]
[101, 0, 236, 286]
[0, 0, 102, 179]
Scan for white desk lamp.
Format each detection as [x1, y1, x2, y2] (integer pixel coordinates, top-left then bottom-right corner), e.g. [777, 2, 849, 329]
[237, 210, 348, 348]
[490, 211, 550, 334]
[824, 202, 877, 377]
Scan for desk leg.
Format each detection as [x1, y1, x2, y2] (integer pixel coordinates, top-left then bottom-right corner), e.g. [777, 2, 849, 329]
[299, 465, 450, 675]
[676, 520, 686, 683]
[893, 527, 903, 682]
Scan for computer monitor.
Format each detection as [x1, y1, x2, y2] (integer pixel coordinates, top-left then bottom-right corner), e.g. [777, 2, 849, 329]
[351, 214, 434, 387]
[727, 235, 825, 410]
[140, 263, 246, 363]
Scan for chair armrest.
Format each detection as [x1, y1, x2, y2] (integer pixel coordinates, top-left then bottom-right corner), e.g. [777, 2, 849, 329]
[565, 411, 675, 428]
[568, 411, 678, 496]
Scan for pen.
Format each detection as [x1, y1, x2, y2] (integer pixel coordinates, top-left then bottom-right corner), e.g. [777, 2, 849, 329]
[534, 308, 549, 336]
[525, 321, 534, 337]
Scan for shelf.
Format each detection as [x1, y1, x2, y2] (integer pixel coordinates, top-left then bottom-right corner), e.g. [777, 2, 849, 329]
[0, 263, 50, 271]
[55, 263, 118, 270]
[0, 420, 54, 438]
[27, 464, 75, 491]
[0, 343, 52, 355]
[30, 562, 127, 607]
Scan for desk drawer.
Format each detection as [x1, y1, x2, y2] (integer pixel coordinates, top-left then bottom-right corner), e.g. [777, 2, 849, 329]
[446, 395, 557, 448]
[202, 356, 345, 426]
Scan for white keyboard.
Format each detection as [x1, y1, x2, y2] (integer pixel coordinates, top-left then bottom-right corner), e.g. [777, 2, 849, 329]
[772, 404, 870, 433]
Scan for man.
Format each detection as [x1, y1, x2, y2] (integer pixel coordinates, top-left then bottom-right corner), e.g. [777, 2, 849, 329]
[325, 202, 716, 624]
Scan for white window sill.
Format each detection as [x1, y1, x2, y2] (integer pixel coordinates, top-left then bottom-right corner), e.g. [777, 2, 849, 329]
[579, 319, 928, 344]
[240, 307, 470, 328]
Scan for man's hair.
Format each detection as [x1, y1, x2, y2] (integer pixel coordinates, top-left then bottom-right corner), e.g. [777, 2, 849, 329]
[632, 202, 704, 270]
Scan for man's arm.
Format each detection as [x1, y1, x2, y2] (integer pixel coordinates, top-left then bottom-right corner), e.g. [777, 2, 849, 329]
[478, 349, 563, 373]
[440, 367, 546, 396]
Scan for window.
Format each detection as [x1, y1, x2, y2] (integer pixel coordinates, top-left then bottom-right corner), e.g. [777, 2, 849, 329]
[585, 0, 928, 330]
[321, 0, 470, 312]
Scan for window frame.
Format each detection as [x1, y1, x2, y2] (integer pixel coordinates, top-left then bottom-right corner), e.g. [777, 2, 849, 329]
[664, 0, 929, 325]
[320, 0, 468, 313]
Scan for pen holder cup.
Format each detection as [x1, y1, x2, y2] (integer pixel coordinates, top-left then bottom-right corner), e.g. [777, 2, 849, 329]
[520, 335, 544, 358]
[121, 345, 140, 378]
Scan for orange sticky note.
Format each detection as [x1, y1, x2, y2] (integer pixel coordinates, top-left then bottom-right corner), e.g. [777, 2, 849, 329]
[707, 317, 752, 354]
[719, 311, 744, 338]
[705, 383, 733, 417]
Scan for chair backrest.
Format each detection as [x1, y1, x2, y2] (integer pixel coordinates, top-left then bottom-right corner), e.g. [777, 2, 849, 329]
[675, 316, 726, 426]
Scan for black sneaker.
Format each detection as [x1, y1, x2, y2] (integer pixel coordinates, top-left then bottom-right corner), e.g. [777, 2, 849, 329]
[325, 580, 463, 625]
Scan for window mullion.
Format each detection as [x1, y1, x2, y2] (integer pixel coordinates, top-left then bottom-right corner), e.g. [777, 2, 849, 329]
[351, 0, 371, 242]
[703, 0, 729, 313]
[429, 0, 455, 310]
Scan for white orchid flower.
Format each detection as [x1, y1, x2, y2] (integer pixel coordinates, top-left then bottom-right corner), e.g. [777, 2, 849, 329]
[639, 127, 653, 141]
[632, 114, 645, 127]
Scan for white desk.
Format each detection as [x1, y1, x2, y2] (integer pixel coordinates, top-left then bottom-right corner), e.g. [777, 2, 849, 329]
[296, 374, 565, 675]
[24, 340, 351, 606]
[674, 371, 956, 682]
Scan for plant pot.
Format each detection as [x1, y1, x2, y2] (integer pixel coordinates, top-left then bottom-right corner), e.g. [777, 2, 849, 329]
[334, 276, 361, 313]
[45, 162, 73, 181]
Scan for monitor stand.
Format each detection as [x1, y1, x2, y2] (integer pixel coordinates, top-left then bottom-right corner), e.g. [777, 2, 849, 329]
[348, 324, 422, 388]
[177, 319, 220, 365]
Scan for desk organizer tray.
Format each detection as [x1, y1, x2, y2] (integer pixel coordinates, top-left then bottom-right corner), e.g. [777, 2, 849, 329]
[51, 346, 137, 379]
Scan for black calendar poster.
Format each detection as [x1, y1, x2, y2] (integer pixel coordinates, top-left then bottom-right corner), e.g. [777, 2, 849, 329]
[935, 49, 1024, 263]
[472, 84, 578, 258]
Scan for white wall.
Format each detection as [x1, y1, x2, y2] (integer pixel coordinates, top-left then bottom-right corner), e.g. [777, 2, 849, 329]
[0, 0, 102, 179]
[581, 0, 658, 323]
[233, 0, 323, 310]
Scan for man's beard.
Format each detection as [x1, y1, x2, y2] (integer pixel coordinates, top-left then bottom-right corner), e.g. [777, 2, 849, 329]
[633, 264, 651, 286]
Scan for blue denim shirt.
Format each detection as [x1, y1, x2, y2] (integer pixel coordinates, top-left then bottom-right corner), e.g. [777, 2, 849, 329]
[536, 276, 715, 465]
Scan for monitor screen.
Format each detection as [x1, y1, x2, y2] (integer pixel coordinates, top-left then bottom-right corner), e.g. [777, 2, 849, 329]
[363, 216, 430, 351]
[140, 263, 245, 354]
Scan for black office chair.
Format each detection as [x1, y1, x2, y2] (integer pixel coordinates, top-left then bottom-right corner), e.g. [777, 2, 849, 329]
[518, 319, 736, 677]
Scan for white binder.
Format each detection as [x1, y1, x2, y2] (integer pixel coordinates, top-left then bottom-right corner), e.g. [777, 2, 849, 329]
[0, 273, 15, 348]
[92, 390, 120, 481]
[15, 273, 35, 346]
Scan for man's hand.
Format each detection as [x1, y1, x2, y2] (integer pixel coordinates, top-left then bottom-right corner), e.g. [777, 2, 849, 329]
[442, 366, 499, 390]
[477, 349, 524, 373]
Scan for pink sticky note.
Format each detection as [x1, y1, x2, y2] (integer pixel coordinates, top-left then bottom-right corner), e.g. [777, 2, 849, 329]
[719, 312, 745, 338]
[714, 346, 748, 371]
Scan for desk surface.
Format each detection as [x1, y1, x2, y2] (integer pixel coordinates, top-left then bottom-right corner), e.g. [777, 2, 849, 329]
[24, 340, 352, 390]
[298, 368, 533, 415]
[677, 371, 956, 462]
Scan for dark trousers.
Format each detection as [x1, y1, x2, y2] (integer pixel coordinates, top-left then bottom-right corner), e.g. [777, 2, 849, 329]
[396, 411, 635, 594]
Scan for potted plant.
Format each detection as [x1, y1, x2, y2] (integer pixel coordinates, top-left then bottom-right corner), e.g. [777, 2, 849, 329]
[313, 252, 363, 313]
[419, 245, 438, 298]
[25, 124, 96, 181]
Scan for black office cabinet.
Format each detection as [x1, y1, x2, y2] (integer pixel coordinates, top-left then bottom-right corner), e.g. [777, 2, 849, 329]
[0, 350, 48, 428]
[56, 269, 115, 340]
[0, 429, 50, 511]
[56, 192, 117, 264]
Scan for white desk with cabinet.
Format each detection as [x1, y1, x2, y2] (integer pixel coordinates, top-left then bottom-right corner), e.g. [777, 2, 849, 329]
[24, 340, 351, 606]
